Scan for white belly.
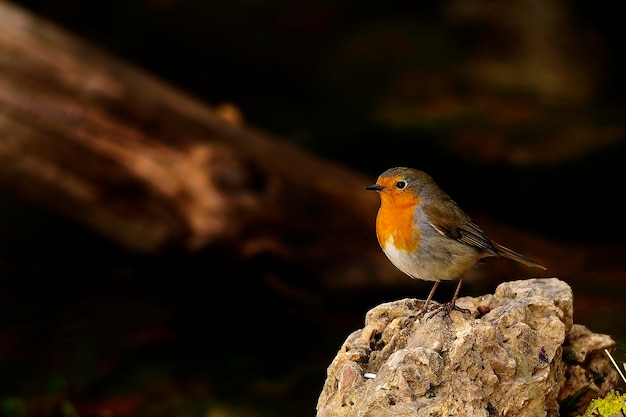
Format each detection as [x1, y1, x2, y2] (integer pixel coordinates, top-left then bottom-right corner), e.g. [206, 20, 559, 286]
[382, 235, 480, 281]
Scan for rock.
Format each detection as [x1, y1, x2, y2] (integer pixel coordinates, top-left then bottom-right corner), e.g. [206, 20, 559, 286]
[316, 278, 618, 417]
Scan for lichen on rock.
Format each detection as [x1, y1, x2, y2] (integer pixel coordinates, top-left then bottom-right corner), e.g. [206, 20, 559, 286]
[577, 391, 626, 417]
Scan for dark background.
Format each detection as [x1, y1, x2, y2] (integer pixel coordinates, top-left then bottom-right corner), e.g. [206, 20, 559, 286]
[1, 1, 625, 416]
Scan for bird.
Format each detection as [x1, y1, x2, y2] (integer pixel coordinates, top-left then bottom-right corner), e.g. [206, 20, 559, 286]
[365, 167, 546, 315]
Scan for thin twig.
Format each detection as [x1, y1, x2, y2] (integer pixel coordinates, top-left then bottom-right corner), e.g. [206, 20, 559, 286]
[604, 348, 626, 384]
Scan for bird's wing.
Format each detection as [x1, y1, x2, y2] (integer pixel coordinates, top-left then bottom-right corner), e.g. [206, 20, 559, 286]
[423, 199, 499, 256]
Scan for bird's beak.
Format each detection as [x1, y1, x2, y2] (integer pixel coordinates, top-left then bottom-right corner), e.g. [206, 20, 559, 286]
[365, 183, 383, 191]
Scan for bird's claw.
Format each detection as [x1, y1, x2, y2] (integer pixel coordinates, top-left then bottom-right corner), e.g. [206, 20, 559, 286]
[419, 303, 470, 322]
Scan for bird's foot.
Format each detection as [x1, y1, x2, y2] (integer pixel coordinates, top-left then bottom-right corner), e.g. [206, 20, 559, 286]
[415, 301, 441, 321]
[422, 302, 470, 321]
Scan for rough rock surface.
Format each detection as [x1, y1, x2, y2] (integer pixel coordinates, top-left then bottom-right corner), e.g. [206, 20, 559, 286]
[316, 278, 618, 417]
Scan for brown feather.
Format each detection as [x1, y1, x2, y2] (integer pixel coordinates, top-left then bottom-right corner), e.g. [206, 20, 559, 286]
[493, 242, 546, 270]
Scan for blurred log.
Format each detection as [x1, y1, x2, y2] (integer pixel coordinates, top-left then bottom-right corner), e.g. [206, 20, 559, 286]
[0, 1, 596, 296]
[0, 1, 395, 288]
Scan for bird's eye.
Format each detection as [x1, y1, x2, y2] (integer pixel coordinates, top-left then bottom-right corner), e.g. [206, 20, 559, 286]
[395, 180, 407, 190]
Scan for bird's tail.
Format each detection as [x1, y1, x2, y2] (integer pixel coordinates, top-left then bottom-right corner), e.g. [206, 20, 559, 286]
[493, 242, 546, 270]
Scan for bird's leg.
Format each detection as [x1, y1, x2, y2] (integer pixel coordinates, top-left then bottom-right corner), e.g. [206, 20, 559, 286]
[422, 274, 470, 320]
[441, 272, 471, 315]
[448, 273, 464, 310]
[418, 281, 439, 315]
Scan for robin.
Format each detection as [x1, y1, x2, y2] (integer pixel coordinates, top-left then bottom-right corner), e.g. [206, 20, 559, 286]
[365, 167, 546, 315]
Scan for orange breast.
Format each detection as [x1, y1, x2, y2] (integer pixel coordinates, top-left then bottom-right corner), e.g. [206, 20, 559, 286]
[376, 192, 421, 252]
